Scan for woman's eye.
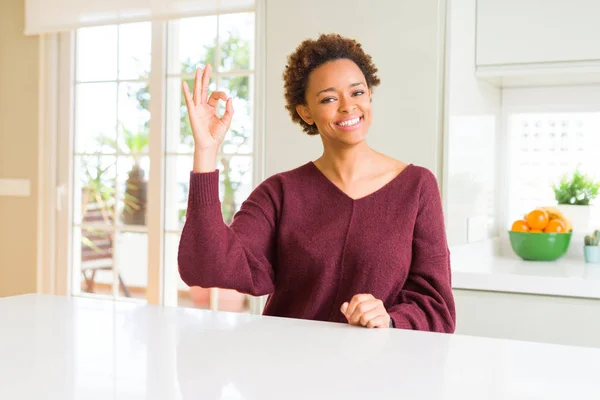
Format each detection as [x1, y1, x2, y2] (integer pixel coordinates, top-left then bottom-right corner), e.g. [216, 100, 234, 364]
[320, 90, 363, 103]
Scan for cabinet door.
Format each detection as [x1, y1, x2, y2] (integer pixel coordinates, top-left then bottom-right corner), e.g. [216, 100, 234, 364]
[476, 0, 600, 66]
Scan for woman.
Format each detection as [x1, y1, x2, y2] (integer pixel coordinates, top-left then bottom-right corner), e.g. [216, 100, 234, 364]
[178, 33, 456, 332]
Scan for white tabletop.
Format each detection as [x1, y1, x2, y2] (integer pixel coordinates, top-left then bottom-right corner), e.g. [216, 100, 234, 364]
[1, 294, 600, 399]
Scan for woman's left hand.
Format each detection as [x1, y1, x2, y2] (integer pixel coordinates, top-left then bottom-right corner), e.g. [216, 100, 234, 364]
[341, 294, 391, 328]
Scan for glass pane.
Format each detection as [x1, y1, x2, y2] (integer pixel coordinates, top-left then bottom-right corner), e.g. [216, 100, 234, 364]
[76, 25, 118, 82]
[168, 16, 217, 75]
[75, 83, 117, 154]
[218, 12, 255, 72]
[77, 225, 116, 297]
[76, 156, 117, 226]
[218, 155, 253, 225]
[118, 22, 151, 80]
[115, 232, 148, 300]
[165, 156, 193, 231]
[508, 113, 600, 224]
[165, 77, 216, 154]
[117, 156, 150, 227]
[118, 82, 150, 154]
[220, 75, 253, 154]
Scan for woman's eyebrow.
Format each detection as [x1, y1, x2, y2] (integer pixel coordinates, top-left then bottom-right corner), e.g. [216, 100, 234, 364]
[316, 82, 364, 97]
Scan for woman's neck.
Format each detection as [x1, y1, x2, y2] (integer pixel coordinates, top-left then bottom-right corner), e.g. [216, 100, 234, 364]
[314, 142, 380, 183]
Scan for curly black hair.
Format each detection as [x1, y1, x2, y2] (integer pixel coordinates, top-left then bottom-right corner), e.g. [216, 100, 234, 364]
[282, 33, 381, 136]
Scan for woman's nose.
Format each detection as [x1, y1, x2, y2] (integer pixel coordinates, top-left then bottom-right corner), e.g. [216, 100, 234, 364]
[339, 95, 356, 113]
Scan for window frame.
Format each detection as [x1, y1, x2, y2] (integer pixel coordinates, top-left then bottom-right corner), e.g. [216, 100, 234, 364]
[499, 86, 600, 252]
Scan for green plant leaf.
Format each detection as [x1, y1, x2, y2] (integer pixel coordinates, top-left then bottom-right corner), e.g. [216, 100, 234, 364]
[552, 169, 600, 205]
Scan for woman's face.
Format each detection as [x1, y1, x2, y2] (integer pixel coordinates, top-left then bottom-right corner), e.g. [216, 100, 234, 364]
[296, 58, 372, 147]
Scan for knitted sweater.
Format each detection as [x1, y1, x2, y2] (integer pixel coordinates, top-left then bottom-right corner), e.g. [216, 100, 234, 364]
[178, 162, 456, 333]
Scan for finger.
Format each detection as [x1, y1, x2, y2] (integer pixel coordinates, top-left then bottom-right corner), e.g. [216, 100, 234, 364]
[220, 98, 234, 128]
[349, 299, 380, 325]
[182, 81, 193, 111]
[365, 315, 390, 329]
[345, 294, 369, 318]
[340, 302, 349, 315]
[193, 68, 202, 104]
[345, 294, 374, 320]
[207, 91, 228, 108]
[358, 307, 387, 327]
[201, 64, 211, 104]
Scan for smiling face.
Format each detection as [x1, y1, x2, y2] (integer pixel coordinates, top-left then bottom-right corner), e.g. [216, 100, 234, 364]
[296, 58, 372, 147]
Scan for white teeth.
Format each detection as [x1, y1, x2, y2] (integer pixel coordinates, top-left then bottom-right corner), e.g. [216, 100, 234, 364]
[337, 117, 360, 127]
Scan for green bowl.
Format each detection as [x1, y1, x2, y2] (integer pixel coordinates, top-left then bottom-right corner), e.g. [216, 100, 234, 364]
[508, 231, 572, 261]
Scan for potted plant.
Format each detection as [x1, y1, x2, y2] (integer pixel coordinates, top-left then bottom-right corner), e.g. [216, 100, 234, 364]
[584, 230, 600, 264]
[553, 169, 600, 234]
[96, 127, 149, 226]
[120, 126, 149, 226]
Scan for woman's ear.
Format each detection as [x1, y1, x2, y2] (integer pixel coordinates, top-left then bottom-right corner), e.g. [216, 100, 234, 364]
[296, 104, 314, 125]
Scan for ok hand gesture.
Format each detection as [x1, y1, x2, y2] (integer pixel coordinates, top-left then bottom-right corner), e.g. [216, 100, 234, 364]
[182, 64, 234, 153]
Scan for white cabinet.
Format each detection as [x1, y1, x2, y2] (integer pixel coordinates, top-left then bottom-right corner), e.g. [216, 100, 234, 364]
[477, 0, 600, 65]
[454, 289, 600, 348]
[476, 0, 600, 66]
[474, 0, 600, 86]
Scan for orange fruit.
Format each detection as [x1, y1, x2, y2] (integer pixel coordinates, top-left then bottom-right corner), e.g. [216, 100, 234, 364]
[529, 229, 543, 233]
[511, 220, 529, 232]
[526, 209, 549, 230]
[544, 219, 566, 233]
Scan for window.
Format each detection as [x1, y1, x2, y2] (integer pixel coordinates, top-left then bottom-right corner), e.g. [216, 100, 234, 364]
[69, 11, 258, 312]
[506, 112, 600, 225]
[72, 23, 152, 300]
[163, 13, 256, 309]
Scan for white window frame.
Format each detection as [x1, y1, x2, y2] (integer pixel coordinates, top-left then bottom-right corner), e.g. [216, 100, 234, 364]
[37, 2, 267, 311]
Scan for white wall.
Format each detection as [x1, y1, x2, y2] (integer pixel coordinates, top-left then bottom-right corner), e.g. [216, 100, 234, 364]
[444, 0, 502, 246]
[264, 0, 446, 179]
[454, 289, 600, 348]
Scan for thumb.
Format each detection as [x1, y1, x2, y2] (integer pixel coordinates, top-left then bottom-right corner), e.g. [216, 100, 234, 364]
[340, 302, 349, 316]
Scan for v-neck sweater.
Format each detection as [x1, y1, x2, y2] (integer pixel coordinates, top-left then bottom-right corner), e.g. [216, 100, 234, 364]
[178, 162, 456, 333]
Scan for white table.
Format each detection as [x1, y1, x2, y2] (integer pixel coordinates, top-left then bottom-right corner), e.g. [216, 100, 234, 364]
[1, 294, 599, 399]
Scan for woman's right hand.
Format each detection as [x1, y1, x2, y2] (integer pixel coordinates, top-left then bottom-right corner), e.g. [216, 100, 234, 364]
[182, 65, 234, 171]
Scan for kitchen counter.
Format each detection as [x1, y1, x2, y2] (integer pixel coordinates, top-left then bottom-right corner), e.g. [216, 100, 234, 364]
[451, 242, 600, 299]
[1, 294, 600, 399]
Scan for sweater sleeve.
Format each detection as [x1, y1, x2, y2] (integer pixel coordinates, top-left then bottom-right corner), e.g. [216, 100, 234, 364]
[177, 170, 278, 296]
[388, 170, 456, 333]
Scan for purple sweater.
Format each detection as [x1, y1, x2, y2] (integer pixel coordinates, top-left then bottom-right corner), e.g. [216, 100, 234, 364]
[178, 162, 456, 333]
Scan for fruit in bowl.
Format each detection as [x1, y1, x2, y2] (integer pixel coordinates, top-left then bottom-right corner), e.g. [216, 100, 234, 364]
[509, 207, 573, 261]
